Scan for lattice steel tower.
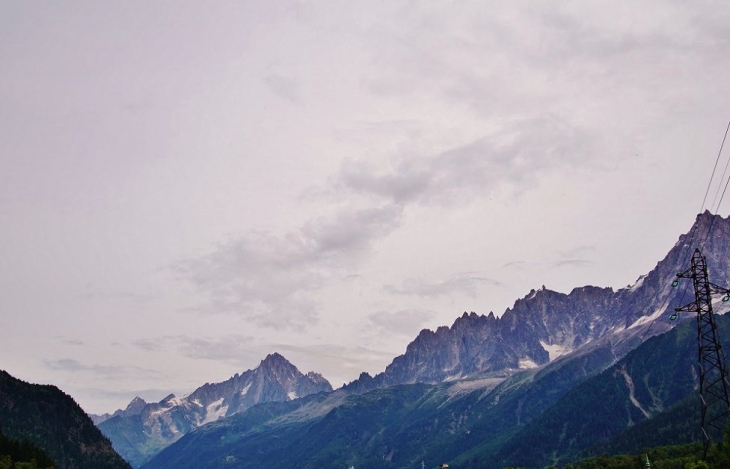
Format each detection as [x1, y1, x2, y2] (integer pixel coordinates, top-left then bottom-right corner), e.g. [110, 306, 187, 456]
[673, 248, 730, 456]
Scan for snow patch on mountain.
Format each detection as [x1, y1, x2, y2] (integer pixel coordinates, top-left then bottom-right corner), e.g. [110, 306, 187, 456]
[519, 358, 538, 369]
[540, 341, 572, 361]
[444, 372, 465, 382]
[446, 377, 507, 399]
[625, 275, 646, 292]
[200, 398, 228, 426]
[628, 303, 668, 329]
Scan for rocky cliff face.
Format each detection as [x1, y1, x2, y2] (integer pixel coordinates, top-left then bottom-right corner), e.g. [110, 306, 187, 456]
[346, 212, 730, 393]
[91, 396, 148, 425]
[98, 353, 332, 467]
[178, 353, 329, 422]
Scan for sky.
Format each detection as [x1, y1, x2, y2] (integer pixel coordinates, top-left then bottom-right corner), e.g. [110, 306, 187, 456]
[2, 1, 730, 414]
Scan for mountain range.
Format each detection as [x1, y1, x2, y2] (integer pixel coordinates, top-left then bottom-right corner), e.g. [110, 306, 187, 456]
[97, 211, 730, 468]
[142, 313, 728, 469]
[93, 353, 332, 467]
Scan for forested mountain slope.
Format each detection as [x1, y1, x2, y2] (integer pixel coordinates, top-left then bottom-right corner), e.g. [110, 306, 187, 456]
[0, 370, 131, 469]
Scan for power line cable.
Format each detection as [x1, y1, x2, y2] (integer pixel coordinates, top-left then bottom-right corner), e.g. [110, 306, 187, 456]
[704, 120, 730, 213]
[591, 122, 730, 449]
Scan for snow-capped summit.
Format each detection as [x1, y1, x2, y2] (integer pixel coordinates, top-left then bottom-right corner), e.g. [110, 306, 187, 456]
[97, 353, 332, 467]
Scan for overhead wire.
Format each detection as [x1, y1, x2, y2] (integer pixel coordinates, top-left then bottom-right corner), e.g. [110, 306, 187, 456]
[643, 119, 730, 340]
[707, 120, 730, 214]
[694, 120, 730, 253]
[523, 123, 730, 458]
[589, 122, 730, 442]
[575, 129, 729, 449]
[704, 120, 730, 214]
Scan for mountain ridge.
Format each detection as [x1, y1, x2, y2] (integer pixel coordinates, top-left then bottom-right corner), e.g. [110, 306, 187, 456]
[106, 211, 730, 467]
[141, 313, 730, 469]
[344, 211, 730, 395]
[97, 353, 332, 467]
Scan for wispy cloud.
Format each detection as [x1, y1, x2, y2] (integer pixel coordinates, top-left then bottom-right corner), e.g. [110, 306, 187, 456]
[53, 336, 84, 346]
[384, 273, 499, 298]
[174, 204, 403, 328]
[552, 259, 593, 269]
[366, 309, 435, 337]
[132, 334, 256, 364]
[559, 245, 596, 258]
[552, 245, 596, 269]
[264, 73, 302, 105]
[335, 115, 598, 207]
[175, 111, 589, 332]
[502, 261, 529, 270]
[44, 359, 163, 380]
[273, 342, 400, 385]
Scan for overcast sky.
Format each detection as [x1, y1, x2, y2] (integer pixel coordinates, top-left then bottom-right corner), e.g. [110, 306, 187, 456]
[2, 1, 730, 414]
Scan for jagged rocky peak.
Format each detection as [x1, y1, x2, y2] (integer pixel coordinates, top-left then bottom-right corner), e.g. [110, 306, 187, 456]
[334, 213, 730, 402]
[124, 396, 147, 414]
[88, 395, 148, 424]
[258, 352, 295, 373]
[257, 352, 300, 379]
[344, 213, 730, 393]
[261, 351, 287, 365]
[305, 371, 329, 384]
[97, 352, 333, 467]
[452, 311, 487, 327]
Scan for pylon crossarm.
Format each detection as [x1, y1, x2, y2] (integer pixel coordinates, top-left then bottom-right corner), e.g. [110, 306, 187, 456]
[708, 282, 730, 296]
[675, 302, 699, 313]
[672, 266, 694, 287]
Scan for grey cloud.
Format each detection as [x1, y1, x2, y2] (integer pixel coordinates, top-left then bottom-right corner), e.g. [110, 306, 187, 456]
[367, 309, 435, 337]
[502, 261, 529, 270]
[301, 204, 403, 261]
[273, 343, 399, 384]
[552, 245, 596, 269]
[559, 246, 596, 258]
[81, 387, 171, 403]
[339, 160, 431, 204]
[384, 273, 499, 298]
[139, 335, 255, 362]
[552, 259, 593, 268]
[264, 74, 302, 105]
[337, 114, 596, 206]
[361, 2, 718, 104]
[174, 204, 403, 328]
[531, 4, 727, 64]
[54, 336, 84, 346]
[132, 335, 257, 371]
[131, 339, 163, 352]
[64, 386, 176, 414]
[44, 359, 163, 380]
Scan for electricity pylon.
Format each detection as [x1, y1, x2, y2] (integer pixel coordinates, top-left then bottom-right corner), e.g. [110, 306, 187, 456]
[672, 248, 730, 457]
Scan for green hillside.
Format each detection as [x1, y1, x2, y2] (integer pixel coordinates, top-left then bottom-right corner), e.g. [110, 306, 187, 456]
[477, 315, 727, 468]
[140, 314, 730, 469]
